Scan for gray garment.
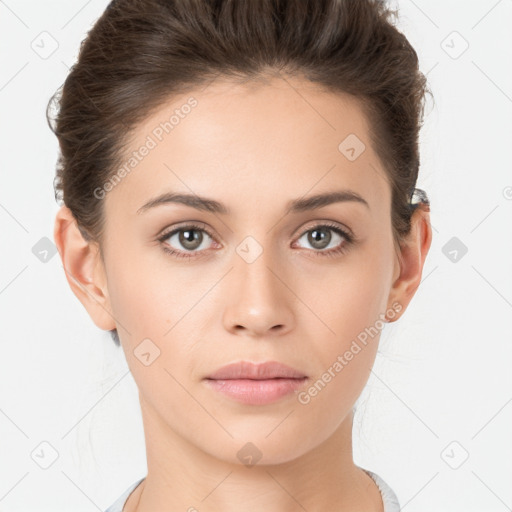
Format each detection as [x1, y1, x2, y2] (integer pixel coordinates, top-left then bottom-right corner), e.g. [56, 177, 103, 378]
[364, 469, 401, 512]
[104, 468, 400, 512]
[104, 477, 144, 512]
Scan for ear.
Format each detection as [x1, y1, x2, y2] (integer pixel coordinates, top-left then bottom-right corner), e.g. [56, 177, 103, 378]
[386, 204, 432, 321]
[53, 205, 116, 331]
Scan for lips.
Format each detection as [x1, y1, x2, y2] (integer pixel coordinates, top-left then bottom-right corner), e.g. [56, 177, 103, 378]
[204, 361, 308, 405]
[205, 360, 307, 380]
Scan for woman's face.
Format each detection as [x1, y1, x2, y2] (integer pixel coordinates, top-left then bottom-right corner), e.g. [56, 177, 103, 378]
[91, 76, 407, 464]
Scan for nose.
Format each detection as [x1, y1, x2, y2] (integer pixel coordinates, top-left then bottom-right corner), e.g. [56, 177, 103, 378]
[221, 243, 295, 338]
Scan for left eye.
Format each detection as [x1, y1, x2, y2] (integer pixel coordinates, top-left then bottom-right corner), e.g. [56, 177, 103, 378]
[295, 225, 349, 252]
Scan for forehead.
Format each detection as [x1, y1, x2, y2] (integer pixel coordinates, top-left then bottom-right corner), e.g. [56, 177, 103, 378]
[105, 75, 390, 217]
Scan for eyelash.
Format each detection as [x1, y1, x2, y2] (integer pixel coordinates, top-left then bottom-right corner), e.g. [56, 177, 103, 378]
[156, 222, 354, 260]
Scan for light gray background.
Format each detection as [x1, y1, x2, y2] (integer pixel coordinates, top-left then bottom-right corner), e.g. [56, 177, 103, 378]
[1, 0, 511, 510]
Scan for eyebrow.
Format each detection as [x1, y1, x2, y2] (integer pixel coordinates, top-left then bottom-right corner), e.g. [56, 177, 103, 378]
[136, 189, 370, 215]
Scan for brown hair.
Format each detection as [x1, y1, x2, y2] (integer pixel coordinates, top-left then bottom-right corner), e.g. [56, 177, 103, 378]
[48, 0, 432, 346]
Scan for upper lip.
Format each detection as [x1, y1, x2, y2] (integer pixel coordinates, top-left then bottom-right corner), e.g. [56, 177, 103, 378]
[206, 361, 307, 380]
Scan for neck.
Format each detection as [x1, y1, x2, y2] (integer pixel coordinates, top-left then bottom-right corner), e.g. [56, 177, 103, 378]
[125, 397, 383, 512]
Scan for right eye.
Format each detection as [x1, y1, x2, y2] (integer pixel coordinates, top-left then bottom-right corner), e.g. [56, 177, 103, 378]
[157, 223, 218, 259]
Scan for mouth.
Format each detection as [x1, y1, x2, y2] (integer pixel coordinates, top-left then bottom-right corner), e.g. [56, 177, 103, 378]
[204, 361, 308, 405]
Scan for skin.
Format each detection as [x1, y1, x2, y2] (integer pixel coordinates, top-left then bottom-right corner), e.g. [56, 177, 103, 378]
[54, 74, 431, 512]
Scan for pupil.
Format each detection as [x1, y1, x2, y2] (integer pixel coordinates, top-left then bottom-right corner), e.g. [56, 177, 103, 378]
[180, 229, 202, 249]
[309, 227, 330, 249]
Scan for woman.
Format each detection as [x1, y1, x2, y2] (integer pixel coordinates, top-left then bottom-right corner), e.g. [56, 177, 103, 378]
[50, 0, 432, 510]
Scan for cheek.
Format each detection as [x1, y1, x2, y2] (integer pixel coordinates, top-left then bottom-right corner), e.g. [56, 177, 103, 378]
[308, 250, 392, 339]
[303, 242, 394, 384]
[104, 254, 198, 408]
[297, 276, 387, 419]
[105, 246, 195, 335]
[104, 249, 207, 387]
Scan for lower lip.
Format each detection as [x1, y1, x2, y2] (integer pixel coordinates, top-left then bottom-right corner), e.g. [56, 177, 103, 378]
[204, 377, 308, 405]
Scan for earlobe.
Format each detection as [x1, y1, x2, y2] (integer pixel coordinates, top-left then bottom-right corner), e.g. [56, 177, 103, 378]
[386, 205, 432, 321]
[53, 205, 116, 331]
